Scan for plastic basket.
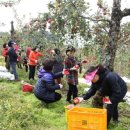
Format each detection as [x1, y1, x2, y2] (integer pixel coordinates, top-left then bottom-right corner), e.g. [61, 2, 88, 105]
[22, 84, 33, 92]
[65, 105, 77, 122]
[67, 107, 107, 130]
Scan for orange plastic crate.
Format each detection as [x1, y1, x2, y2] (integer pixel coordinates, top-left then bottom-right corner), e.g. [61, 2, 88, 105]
[67, 107, 107, 130]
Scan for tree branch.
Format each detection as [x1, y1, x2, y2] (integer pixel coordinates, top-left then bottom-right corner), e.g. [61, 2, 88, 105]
[122, 8, 130, 17]
[78, 15, 111, 24]
[69, 1, 111, 24]
[94, 22, 109, 33]
[118, 38, 130, 46]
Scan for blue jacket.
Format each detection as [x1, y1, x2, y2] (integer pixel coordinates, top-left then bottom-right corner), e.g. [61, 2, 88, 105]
[83, 71, 127, 104]
[34, 67, 63, 101]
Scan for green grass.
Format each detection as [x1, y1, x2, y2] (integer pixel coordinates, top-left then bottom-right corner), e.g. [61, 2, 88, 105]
[0, 81, 67, 130]
[0, 60, 130, 130]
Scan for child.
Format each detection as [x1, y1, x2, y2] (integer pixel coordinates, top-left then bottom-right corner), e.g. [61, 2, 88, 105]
[64, 46, 80, 103]
[34, 58, 63, 103]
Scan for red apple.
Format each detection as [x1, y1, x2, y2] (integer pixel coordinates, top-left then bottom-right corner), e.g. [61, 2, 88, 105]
[74, 65, 79, 69]
[73, 98, 80, 104]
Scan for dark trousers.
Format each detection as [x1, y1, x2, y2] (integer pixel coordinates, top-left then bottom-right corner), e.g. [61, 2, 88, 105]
[5, 57, 10, 71]
[36, 92, 61, 104]
[66, 84, 78, 101]
[107, 103, 118, 125]
[29, 65, 36, 80]
[44, 93, 61, 103]
[24, 64, 28, 72]
[17, 61, 22, 69]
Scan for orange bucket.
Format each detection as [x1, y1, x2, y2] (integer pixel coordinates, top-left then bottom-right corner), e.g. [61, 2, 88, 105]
[22, 84, 33, 92]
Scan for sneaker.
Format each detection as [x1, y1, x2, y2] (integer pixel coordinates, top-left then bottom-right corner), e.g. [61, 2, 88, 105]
[11, 79, 20, 82]
[14, 79, 20, 82]
[113, 120, 119, 124]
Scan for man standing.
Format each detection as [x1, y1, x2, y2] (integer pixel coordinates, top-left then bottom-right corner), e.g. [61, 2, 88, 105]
[7, 40, 19, 81]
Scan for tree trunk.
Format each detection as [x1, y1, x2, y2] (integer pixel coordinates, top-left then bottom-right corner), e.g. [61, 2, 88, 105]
[103, 0, 122, 71]
[10, 21, 15, 40]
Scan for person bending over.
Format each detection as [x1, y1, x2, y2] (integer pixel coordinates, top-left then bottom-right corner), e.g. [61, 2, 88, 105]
[75, 65, 127, 126]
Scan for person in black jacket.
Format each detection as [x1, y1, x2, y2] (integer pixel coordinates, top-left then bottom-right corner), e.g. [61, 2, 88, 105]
[7, 40, 19, 80]
[75, 65, 127, 126]
[52, 48, 64, 84]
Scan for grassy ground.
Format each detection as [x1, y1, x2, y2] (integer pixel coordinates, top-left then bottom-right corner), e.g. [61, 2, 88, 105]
[0, 60, 130, 130]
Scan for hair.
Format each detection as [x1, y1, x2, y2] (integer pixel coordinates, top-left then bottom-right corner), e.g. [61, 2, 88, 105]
[32, 46, 38, 51]
[8, 40, 14, 47]
[84, 64, 108, 76]
[42, 58, 55, 71]
[66, 45, 76, 55]
[54, 48, 60, 54]
[3, 43, 7, 48]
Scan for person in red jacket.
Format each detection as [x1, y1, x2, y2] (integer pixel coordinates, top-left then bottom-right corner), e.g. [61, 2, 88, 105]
[2, 43, 10, 70]
[28, 46, 43, 80]
[26, 47, 32, 58]
[2, 43, 8, 57]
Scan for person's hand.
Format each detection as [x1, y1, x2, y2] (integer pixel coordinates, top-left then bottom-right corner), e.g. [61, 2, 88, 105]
[62, 69, 70, 75]
[35, 60, 38, 63]
[74, 65, 80, 69]
[74, 97, 84, 104]
[59, 84, 63, 89]
[77, 97, 84, 102]
[70, 67, 77, 71]
[81, 59, 88, 64]
[70, 65, 79, 71]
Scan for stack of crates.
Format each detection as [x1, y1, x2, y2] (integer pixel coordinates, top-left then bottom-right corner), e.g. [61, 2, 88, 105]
[67, 107, 107, 130]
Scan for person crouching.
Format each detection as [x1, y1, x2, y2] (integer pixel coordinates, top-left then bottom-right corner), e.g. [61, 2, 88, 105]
[34, 58, 63, 104]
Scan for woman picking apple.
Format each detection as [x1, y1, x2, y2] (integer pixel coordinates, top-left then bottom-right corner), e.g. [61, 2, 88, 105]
[74, 64, 127, 126]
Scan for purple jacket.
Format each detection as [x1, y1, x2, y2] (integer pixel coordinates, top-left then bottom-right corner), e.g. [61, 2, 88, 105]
[38, 67, 46, 78]
[34, 67, 63, 101]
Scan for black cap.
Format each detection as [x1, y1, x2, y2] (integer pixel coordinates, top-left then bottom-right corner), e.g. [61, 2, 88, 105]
[8, 40, 15, 47]
[66, 46, 76, 54]
[54, 48, 60, 54]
